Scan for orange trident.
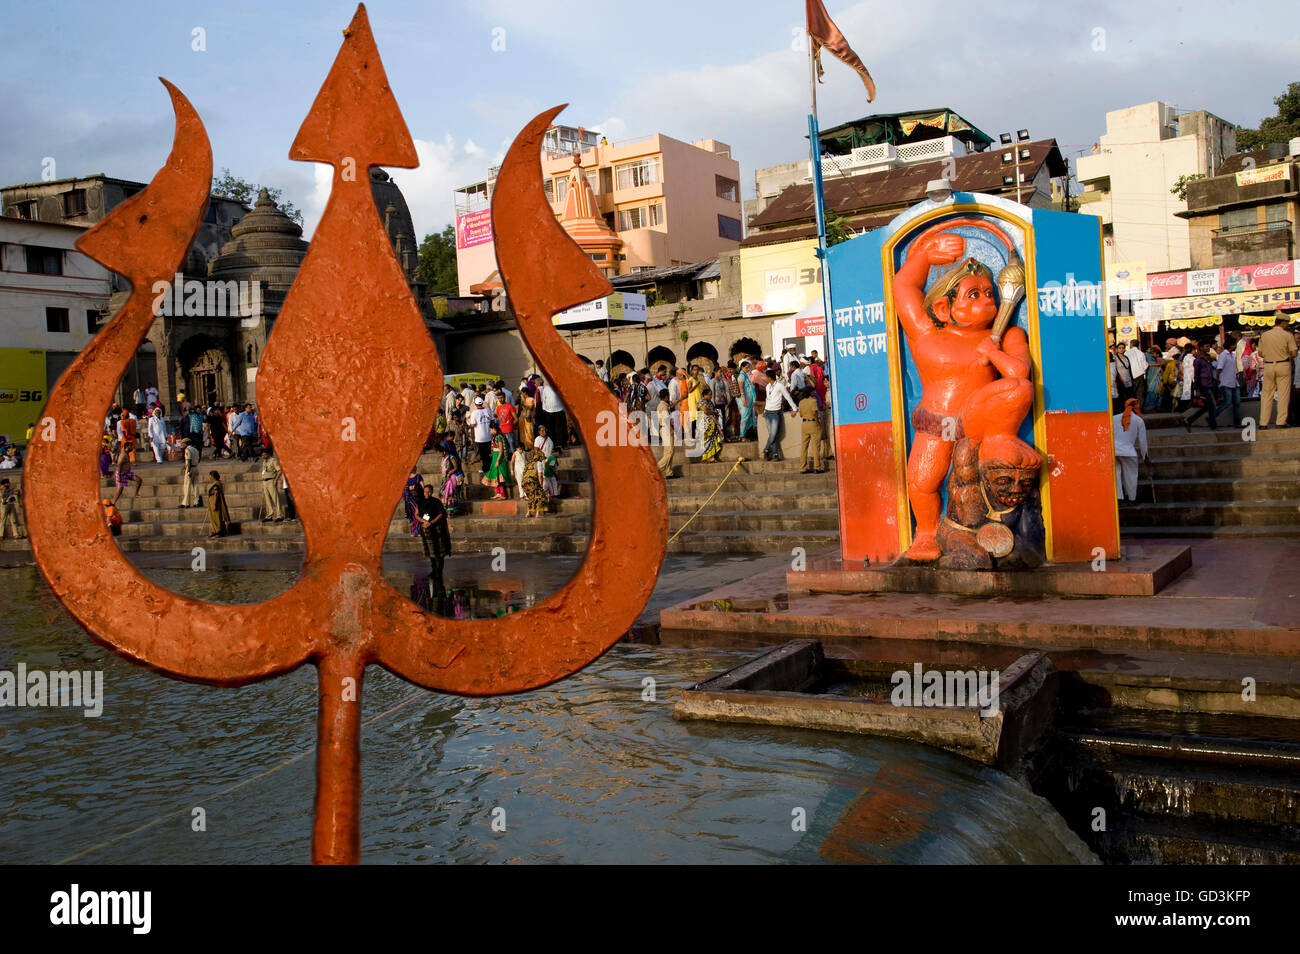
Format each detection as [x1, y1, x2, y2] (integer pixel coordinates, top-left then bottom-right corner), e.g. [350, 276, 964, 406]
[22, 4, 667, 864]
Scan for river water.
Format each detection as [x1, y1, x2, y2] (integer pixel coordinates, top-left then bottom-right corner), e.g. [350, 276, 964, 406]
[0, 562, 1094, 864]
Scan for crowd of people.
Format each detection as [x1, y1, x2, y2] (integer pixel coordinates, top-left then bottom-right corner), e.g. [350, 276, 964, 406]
[99, 387, 292, 539]
[1109, 314, 1300, 430]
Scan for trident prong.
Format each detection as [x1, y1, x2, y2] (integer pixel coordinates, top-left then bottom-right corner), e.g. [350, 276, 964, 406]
[25, 4, 667, 865]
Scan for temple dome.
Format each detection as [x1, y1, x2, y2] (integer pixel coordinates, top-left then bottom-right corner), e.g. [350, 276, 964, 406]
[207, 188, 309, 293]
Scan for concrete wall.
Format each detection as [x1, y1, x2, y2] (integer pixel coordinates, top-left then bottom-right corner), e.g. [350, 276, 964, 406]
[0, 219, 111, 352]
[1076, 101, 1235, 274]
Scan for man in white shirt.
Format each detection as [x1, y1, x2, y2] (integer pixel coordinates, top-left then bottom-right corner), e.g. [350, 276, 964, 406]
[145, 385, 159, 409]
[762, 371, 799, 461]
[147, 408, 168, 462]
[790, 357, 811, 393]
[1112, 400, 1148, 502]
[441, 385, 457, 421]
[533, 425, 554, 457]
[1214, 338, 1242, 427]
[1124, 340, 1148, 408]
[595, 359, 609, 383]
[1180, 347, 1196, 411]
[485, 387, 500, 413]
[469, 397, 494, 471]
[538, 379, 567, 447]
[461, 385, 475, 410]
[780, 345, 798, 381]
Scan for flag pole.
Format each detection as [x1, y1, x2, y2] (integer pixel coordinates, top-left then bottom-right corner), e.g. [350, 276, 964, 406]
[807, 26, 833, 372]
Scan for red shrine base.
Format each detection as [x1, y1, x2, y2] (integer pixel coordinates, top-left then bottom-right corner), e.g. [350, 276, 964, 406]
[659, 539, 1300, 658]
[789, 543, 1191, 598]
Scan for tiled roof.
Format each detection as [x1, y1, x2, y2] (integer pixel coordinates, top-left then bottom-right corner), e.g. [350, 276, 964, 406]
[745, 140, 1066, 239]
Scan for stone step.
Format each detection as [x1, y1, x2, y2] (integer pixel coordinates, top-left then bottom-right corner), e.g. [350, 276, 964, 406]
[1135, 476, 1300, 503]
[667, 508, 839, 532]
[1145, 455, 1300, 479]
[666, 528, 840, 554]
[1121, 524, 1300, 539]
[1147, 433, 1300, 459]
[664, 491, 838, 514]
[1119, 500, 1300, 527]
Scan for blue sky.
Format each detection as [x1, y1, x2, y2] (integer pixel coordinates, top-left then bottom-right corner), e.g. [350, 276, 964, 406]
[1, 0, 1294, 239]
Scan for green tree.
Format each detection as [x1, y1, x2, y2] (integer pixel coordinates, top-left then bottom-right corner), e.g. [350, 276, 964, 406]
[210, 168, 303, 225]
[1236, 82, 1300, 151]
[826, 210, 853, 246]
[418, 224, 459, 296]
[1170, 172, 1206, 201]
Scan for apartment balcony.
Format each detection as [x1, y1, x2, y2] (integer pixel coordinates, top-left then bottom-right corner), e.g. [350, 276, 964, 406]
[819, 136, 967, 179]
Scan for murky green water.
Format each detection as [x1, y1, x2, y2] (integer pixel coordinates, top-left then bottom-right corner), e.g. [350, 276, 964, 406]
[0, 565, 1093, 863]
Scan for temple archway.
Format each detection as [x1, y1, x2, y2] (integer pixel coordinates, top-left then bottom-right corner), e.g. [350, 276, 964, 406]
[646, 346, 676, 375]
[609, 349, 636, 378]
[729, 337, 762, 364]
[686, 341, 719, 374]
[177, 334, 232, 407]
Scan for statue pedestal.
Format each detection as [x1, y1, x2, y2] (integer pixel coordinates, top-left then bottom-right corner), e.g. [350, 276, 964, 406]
[788, 544, 1191, 598]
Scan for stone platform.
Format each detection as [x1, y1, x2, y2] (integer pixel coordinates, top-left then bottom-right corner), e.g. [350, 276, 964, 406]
[789, 543, 1191, 598]
[659, 539, 1300, 658]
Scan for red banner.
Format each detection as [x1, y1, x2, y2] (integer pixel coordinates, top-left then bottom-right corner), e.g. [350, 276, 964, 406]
[796, 316, 826, 336]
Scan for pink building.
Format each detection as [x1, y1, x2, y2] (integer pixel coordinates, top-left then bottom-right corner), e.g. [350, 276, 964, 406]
[453, 124, 742, 296]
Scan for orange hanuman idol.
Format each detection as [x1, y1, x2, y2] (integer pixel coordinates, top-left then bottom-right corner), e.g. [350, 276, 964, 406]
[892, 225, 1040, 563]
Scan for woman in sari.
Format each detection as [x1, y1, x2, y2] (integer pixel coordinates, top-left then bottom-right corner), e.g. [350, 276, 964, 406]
[402, 468, 424, 536]
[510, 444, 528, 499]
[521, 447, 550, 517]
[738, 368, 757, 441]
[440, 448, 464, 515]
[543, 449, 560, 498]
[518, 384, 536, 451]
[1242, 338, 1262, 398]
[480, 421, 512, 500]
[697, 396, 723, 462]
[205, 470, 231, 538]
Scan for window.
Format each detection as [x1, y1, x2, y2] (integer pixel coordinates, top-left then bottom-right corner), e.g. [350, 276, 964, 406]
[1265, 203, 1287, 230]
[25, 245, 63, 274]
[715, 175, 739, 203]
[10, 200, 37, 220]
[589, 252, 608, 262]
[1219, 208, 1254, 234]
[46, 307, 70, 333]
[617, 207, 650, 231]
[586, 171, 599, 195]
[204, 202, 219, 224]
[599, 167, 613, 194]
[615, 158, 661, 190]
[86, 309, 99, 333]
[553, 177, 569, 203]
[717, 214, 742, 241]
[544, 178, 554, 201]
[649, 203, 664, 226]
[62, 189, 87, 216]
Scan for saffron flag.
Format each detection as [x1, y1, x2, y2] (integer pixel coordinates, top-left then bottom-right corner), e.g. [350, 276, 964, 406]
[806, 0, 876, 102]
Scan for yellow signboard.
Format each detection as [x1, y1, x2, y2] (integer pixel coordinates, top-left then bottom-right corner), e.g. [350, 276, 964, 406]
[1139, 286, 1300, 321]
[1235, 164, 1290, 187]
[1106, 260, 1146, 295]
[740, 239, 823, 317]
[0, 348, 47, 444]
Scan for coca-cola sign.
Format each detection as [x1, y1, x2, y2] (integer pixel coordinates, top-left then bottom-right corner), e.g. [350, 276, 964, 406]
[1145, 271, 1186, 298]
[1144, 258, 1298, 299]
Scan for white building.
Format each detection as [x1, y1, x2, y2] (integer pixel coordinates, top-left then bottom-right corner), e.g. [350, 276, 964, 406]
[0, 218, 112, 441]
[1076, 101, 1237, 274]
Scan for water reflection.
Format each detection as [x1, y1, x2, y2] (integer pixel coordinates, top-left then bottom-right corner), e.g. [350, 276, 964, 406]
[0, 565, 1093, 864]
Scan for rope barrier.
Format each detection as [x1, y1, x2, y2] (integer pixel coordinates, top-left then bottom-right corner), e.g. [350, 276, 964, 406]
[667, 457, 746, 544]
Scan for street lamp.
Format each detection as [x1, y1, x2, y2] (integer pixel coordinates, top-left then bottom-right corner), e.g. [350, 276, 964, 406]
[1000, 130, 1031, 203]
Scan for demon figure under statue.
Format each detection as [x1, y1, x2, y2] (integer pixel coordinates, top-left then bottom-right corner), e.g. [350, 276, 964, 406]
[892, 220, 1044, 570]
